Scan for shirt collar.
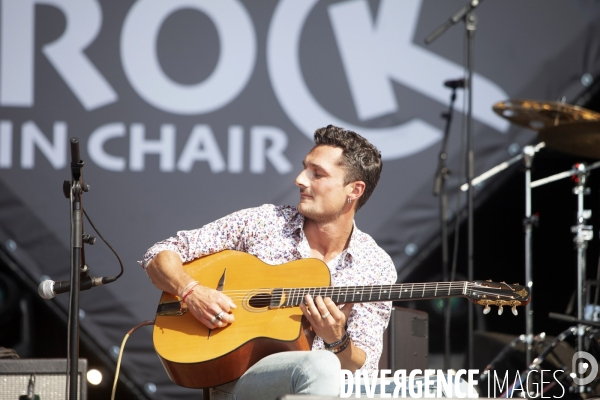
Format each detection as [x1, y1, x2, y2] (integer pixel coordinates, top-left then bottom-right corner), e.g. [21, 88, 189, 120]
[288, 207, 305, 235]
[345, 220, 359, 259]
[289, 207, 359, 259]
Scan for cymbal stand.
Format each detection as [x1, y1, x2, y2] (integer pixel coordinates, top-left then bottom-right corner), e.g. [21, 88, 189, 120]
[523, 144, 543, 366]
[572, 164, 593, 372]
[460, 142, 545, 366]
[531, 160, 600, 394]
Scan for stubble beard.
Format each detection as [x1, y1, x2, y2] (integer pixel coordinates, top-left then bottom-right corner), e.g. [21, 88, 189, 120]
[297, 202, 343, 224]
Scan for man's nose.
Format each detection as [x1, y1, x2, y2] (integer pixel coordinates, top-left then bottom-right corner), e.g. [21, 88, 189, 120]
[295, 170, 307, 188]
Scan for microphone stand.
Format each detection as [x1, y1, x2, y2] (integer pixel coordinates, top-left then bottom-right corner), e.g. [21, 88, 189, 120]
[433, 82, 461, 370]
[63, 137, 90, 400]
[424, 0, 484, 369]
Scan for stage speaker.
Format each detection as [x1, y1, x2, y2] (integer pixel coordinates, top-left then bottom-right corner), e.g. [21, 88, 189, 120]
[380, 307, 428, 371]
[0, 359, 87, 400]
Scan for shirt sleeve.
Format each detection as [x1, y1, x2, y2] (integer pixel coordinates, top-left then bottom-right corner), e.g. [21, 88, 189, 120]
[347, 299, 393, 375]
[138, 207, 256, 269]
[347, 254, 397, 376]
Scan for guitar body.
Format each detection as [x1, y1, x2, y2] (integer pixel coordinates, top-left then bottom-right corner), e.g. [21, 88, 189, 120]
[153, 250, 331, 388]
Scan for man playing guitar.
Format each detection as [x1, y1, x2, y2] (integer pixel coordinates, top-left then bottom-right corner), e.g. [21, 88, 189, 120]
[140, 125, 397, 399]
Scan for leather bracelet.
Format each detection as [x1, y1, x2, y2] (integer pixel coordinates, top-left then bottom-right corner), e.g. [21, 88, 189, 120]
[329, 335, 351, 354]
[324, 332, 347, 349]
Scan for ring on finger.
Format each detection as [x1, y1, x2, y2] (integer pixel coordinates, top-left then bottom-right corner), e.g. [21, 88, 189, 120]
[215, 311, 225, 321]
[321, 311, 331, 319]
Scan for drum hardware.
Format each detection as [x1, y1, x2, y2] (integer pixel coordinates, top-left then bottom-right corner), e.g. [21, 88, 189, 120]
[478, 332, 547, 385]
[530, 161, 600, 393]
[475, 99, 600, 398]
[477, 100, 600, 369]
[548, 312, 600, 329]
[461, 141, 545, 365]
[477, 331, 576, 399]
[526, 327, 579, 397]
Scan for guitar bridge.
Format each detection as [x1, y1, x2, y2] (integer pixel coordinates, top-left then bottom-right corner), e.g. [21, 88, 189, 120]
[157, 301, 188, 316]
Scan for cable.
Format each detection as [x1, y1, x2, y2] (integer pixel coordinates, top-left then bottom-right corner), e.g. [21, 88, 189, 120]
[82, 206, 124, 281]
[111, 320, 154, 400]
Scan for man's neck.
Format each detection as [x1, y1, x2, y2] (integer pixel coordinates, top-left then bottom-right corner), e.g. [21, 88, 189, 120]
[303, 212, 355, 264]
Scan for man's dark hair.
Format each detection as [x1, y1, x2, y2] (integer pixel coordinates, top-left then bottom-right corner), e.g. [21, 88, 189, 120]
[313, 125, 382, 211]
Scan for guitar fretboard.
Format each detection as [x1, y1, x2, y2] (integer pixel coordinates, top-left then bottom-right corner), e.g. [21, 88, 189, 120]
[279, 282, 473, 307]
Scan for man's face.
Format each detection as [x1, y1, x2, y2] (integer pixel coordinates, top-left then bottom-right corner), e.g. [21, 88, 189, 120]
[295, 145, 353, 223]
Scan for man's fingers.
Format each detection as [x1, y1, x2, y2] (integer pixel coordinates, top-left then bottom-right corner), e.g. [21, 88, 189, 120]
[299, 302, 317, 326]
[206, 306, 235, 324]
[304, 294, 319, 315]
[219, 292, 237, 309]
[212, 310, 234, 324]
[202, 316, 223, 330]
[310, 296, 330, 321]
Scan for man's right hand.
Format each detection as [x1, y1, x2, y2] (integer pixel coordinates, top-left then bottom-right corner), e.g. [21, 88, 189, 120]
[145, 250, 236, 329]
[184, 285, 236, 329]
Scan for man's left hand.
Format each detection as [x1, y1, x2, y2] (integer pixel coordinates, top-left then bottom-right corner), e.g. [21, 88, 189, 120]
[300, 294, 352, 345]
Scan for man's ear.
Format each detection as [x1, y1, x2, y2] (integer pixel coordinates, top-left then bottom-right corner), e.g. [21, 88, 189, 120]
[349, 181, 366, 202]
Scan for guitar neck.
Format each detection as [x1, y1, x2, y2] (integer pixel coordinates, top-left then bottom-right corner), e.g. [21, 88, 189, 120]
[280, 281, 472, 307]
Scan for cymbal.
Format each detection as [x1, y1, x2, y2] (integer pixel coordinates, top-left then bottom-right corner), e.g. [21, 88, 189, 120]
[493, 100, 600, 130]
[539, 122, 600, 159]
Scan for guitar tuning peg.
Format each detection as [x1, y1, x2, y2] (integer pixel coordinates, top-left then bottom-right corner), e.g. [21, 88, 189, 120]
[498, 305, 504, 316]
[483, 305, 490, 314]
[486, 279, 492, 282]
[512, 306, 518, 316]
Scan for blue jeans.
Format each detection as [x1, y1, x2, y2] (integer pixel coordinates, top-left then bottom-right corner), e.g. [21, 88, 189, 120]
[212, 350, 341, 400]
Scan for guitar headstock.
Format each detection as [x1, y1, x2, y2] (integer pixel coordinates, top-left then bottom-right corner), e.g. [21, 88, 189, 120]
[468, 280, 531, 316]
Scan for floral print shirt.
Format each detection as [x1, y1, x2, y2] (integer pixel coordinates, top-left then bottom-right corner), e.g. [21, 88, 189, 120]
[139, 204, 397, 375]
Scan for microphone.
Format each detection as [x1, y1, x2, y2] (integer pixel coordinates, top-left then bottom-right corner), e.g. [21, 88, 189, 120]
[38, 275, 114, 299]
[444, 78, 465, 89]
[70, 137, 81, 164]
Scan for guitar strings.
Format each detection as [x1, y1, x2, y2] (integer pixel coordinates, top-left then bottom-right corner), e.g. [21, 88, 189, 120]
[211, 282, 473, 296]
[212, 283, 519, 298]
[184, 283, 521, 305]
[204, 283, 474, 301]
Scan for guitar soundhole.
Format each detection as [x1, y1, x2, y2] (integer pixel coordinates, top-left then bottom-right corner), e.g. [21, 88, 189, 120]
[248, 292, 272, 309]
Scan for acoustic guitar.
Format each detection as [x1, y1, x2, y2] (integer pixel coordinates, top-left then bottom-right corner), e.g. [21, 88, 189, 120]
[152, 250, 530, 388]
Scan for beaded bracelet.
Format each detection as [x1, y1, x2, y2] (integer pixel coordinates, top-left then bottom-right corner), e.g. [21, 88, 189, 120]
[324, 332, 348, 349]
[329, 335, 351, 354]
[179, 281, 199, 299]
